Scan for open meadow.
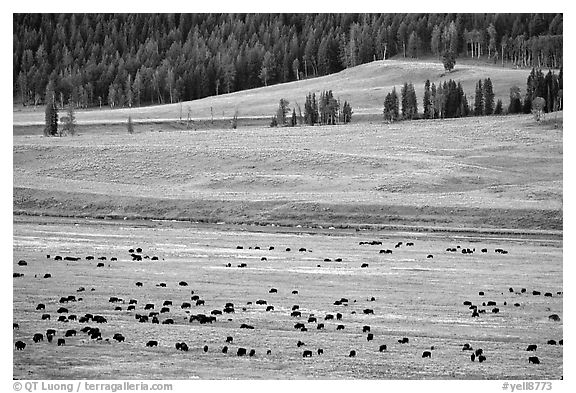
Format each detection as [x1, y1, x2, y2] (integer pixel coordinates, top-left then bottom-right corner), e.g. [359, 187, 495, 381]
[13, 109, 563, 380]
[13, 215, 562, 380]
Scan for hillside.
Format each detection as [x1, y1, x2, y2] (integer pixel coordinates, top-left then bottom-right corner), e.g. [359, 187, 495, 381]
[13, 111, 563, 232]
[13, 59, 533, 126]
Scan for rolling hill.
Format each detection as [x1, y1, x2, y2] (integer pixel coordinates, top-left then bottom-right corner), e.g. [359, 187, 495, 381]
[13, 59, 533, 125]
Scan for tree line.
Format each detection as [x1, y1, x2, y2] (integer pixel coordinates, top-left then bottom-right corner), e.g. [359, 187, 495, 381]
[271, 91, 353, 127]
[383, 67, 562, 122]
[14, 13, 562, 109]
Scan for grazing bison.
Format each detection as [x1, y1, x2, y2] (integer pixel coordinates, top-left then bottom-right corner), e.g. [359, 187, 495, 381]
[13, 273, 24, 278]
[336, 325, 345, 330]
[113, 333, 125, 342]
[93, 315, 107, 323]
[317, 323, 325, 330]
[291, 311, 301, 318]
[249, 349, 256, 357]
[57, 316, 68, 322]
[303, 350, 313, 357]
[471, 353, 476, 361]
[349, 350, 356, 357]
[336, 313, 343, 320]
[146, 340, 158, 347]
[162, 319, 174, 325]
[41, 314, 50, 320]
[266, 306, 274, 312]
[240, 323, 254, 329]
[463, 301, 472, 306]
[422, 351, 431, 358]
[152, 317, 159, 324]
[487, 301, 496, 306]
[36, 303, 46, 310]
[426, 255, 433, 259]
[294, 323, 305, 329]
[559, 339, 563, 345]
[363, 309, 374, 315]
[127, 305, 135, 311]
[361, 263, 369, 268]
[367, 333, 374, 341]
[398, 337, 409, 344]
[57, 307, 68, 313]
[533, 291, 541, 296]
[478, 291, 484, 296]
[548, 314, 561, 322]
[212, 309, 223, 315]
[529, 356, 540, 364]
[160, 307, 170, 313]
[15, 341, 26, 350]
[136, 282, 143, 287]
[179, 281, 188, 286]
[478, 355, 486, 363]
[196, 300, 205, 306]
[475, 349, 483, 356]
[13, 323, 19, 330]
[57, 338, 65, 346]
[297, 340, 306, 347]
[33, 333, 44, 343]
[96, 263, 105, 268]
[44, 273, 52, 278]
[226, 336, 233, 343]
[203, 345, 209, 353]
[492, 308, 500, 313]
[379, 344, 387, 352]
[237, 347, 247, 356]
[462, 343, 472, 351]
[144, 303, 155, 310]
[547, 340, 557, 345]
[544, 292, 552, 297]
[65, 329, 76, 337]
[17, 260, 27, 266]
[256, 299, 267, 305]
[363, 325, 371, 333]
[526, 344, 537, 351]
[472, 309, 479, 318]
[222, 346, 228, 354]
[269, 288, 278, 293]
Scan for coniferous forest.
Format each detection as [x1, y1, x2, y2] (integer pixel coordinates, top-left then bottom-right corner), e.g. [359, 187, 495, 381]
[13, 13, 563, 109]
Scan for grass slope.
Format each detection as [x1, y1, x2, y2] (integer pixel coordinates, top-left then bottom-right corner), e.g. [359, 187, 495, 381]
[13, 113, 563, 232]
[13, 59, 532, 125]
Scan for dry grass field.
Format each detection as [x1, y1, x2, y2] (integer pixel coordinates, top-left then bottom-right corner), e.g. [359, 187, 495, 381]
[14, 113, 562, 231]
[13, 216, 562, 380]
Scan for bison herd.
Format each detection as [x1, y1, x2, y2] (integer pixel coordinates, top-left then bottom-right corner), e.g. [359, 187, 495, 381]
[13, 236, 562, 378]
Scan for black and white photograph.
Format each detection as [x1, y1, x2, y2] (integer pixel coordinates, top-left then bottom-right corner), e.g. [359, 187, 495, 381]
[9, 4, 568, 388]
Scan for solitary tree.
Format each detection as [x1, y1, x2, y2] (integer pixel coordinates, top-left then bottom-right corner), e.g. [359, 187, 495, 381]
[127, 115, 134, 134]
[44, 79, 58, 136]
[276, 98, 290, 126]
[442, 50, 456, 73]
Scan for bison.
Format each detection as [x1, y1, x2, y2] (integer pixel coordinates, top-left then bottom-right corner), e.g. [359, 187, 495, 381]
[15, 341, 26, 350]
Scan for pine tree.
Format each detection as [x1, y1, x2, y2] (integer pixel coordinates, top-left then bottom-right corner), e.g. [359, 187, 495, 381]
[423, 80, 432, 119]
[291, 108, 297, 127]
[474, 79, 484, 116]
[494, 99, 503, 115]
[442, 50, 456, 72]
[483, 78, 495, 115]
[44, 78, 58, 137]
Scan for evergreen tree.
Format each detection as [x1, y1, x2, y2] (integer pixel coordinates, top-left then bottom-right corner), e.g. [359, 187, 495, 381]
[62, 100, 76, 136]
[342, 101, 353, 123]
[442, 50, 456, 72]
[494, 99, 503, 115]
[383, 87, 399, 122]
[44, 78, 58, 137]
[423, 80, 432, 119]
[483, 78, 495, 115]
[400, 82, 409, 119]
[291, 108, 297, 127]
[474, 79, 484, 116]
[276, 98, 290, 126]
[127, 115, 134, 134]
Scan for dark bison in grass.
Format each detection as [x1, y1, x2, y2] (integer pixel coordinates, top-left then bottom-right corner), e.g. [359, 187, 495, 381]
[15, 341, 26, 350]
